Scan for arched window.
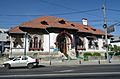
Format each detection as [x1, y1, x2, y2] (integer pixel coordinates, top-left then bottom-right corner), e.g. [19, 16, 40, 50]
[30, 40, 32, 48]
[39, 39, 42, 48]
[34, 37, 38, 48]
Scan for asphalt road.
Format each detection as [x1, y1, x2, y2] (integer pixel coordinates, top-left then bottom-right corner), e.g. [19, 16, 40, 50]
[0, 64, 120, 79]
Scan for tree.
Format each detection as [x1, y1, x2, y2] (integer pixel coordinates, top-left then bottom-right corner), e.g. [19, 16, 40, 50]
[110, 45, 120, 56]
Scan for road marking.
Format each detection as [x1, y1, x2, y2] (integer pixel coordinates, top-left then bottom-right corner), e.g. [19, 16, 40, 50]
[0, 72, 120, 78]
[55, 69, 74, 72]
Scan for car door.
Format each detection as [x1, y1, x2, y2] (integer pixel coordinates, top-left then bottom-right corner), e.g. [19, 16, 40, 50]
[11, 58, 21, 67]
[19, 56, 28, 66]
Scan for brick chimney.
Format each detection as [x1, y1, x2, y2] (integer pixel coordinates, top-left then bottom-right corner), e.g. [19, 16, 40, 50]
[82, 18, 88, 26]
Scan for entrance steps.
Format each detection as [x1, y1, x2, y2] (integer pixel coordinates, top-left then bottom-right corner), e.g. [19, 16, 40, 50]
[67, 51, 77, 59]
[59, 51, 77, 60]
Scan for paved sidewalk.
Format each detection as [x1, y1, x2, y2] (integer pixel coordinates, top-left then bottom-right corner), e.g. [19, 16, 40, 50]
[1, 59, 120, 67]
[39, 60, 120, 66]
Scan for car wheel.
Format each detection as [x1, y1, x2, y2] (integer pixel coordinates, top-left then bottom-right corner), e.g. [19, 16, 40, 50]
[27, 63, 33, 69]
[4, 64, 11, 69]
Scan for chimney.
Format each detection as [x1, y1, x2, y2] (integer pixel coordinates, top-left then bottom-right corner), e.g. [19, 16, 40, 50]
[82, 18, 88, 26]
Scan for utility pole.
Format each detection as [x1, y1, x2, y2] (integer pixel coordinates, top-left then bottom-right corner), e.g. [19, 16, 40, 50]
[102, 1, 110, 63]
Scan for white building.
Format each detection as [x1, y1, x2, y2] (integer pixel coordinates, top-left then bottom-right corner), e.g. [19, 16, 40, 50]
[0, 28, 10, 53]
[8, 16, 112, 59]
[110, 36, 120, 46]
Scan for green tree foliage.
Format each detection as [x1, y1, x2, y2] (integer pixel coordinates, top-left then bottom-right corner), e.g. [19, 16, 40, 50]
[109, 45, 120, 56]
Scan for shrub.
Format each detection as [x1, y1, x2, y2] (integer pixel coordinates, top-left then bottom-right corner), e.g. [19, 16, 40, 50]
[108, 51, 114, 56]
[114, 52, 120, 56]
[83, 52, 92, 57]
[93, 52, 101, 57]
[83, 52, 92, 61]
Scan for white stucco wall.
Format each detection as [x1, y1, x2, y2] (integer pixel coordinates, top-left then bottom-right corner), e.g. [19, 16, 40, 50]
[98, 38, 104, 50]
[50, 33, 58, 48]
[81, 37, 106, 52]
[110, 42, 120, 46]
[43, 34, 49, 52]
[84, 37, 88, 50]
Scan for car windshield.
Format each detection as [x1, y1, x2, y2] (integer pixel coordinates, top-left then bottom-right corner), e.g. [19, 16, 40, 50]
[29, 56, 35, 59]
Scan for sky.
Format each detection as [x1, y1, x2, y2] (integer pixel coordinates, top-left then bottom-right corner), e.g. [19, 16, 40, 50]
[0, 0, 120, 36]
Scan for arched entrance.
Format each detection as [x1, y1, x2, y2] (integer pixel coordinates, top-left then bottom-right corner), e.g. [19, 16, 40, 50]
[55, 31, 72, 57]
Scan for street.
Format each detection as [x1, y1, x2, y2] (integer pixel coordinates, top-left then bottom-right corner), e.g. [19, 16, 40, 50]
[0, 64, 120, 79]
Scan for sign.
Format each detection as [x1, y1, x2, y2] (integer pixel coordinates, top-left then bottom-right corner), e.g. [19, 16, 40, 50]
[107, 25, 115, 33]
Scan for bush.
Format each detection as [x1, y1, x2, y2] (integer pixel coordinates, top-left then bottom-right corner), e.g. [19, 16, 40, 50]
[108, 52, 114, 56]
[114, 52, 120, 56]
[83, 52, 92, 61]
[92, 52, 101, 57]
[83, 52, 92, 57]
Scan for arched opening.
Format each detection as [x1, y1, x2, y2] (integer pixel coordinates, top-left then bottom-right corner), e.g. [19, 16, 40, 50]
[30, 40, 32, 48]
[55, 31, 72, 57]
[39, 39, 42, 48]
[34, 37, 38, 48]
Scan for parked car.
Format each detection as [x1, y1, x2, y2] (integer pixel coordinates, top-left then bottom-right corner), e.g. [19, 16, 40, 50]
[3, 56, 39, 69]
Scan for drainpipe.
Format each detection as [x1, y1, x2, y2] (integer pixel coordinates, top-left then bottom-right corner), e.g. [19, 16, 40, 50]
[9, 34, 13, 59]
[24, 32, 27, 57]
[74, 33, 78, 58]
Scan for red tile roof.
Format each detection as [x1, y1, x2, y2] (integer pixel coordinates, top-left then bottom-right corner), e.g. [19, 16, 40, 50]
[20, 22, 46, 29]
[30, 16, 78, 30]
[9, 26, 24, 33]
[9, 16, 111, 36]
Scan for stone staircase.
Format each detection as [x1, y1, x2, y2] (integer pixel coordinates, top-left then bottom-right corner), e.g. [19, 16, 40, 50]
[67, 51, 77, 59]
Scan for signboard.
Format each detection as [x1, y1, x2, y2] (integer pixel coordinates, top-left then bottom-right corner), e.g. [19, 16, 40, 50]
[107, 25, 115, 33]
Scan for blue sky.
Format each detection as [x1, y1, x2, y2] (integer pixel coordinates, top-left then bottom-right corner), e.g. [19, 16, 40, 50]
[0, 0, 120, 36]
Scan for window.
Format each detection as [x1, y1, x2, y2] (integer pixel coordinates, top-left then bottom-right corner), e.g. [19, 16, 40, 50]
[77, 38, 84, 48]
[34, 37, 38, 48]
[91, 28, 96, 31]
[119, 37, 120, 39]
[30, 40, 32, 48]
[111, 38, 114, 40]
[13, 42, 18, 47]
[39, 39, 42, 48]
[59, 20, 66, 24]
[84, 27, 88, 30]
[88, 39, 94, 49]
[41, 21, 49, 25]
[22, 57, 28, 60]
[71, 24, 75, 27]
[6, 36, 9, 39]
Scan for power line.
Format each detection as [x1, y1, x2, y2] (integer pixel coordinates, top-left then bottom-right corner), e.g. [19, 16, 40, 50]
[107, 8, 120, 12]
[40, 0, 77, 11]
[40, 0, 102, 18]
[0, 9, 99, 16]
